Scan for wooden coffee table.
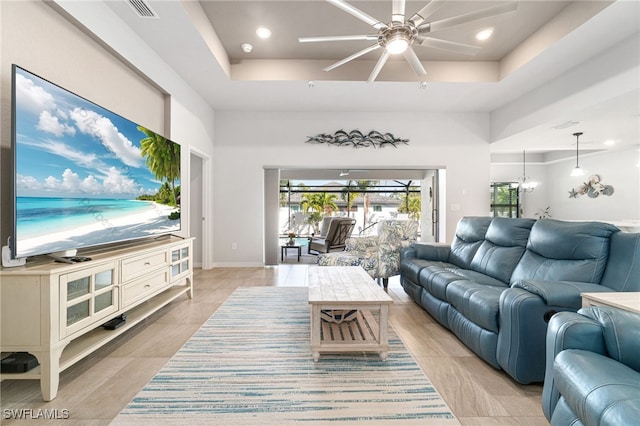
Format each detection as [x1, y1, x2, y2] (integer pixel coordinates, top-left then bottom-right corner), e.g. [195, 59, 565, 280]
[308, 266, 393, 361]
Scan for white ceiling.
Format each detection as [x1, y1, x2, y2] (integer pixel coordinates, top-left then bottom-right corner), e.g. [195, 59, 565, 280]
[100, 0, 640, 157]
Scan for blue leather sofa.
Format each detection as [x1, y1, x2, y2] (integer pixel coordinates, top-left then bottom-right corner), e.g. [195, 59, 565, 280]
[399, 216, 640, 384]
[542, 306, 640, 425]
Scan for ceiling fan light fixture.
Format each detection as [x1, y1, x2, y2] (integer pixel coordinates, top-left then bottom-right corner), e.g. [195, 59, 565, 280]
[256, 27, 271, 39]
[475, 28, 493, 41]
[385, 36, 409, 54]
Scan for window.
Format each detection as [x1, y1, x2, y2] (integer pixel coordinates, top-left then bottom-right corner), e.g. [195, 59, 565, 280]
[279, 179, 421, 236]
[490, 183, 519, 218]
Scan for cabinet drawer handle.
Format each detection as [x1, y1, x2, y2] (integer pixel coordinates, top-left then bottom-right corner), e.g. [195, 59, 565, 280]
[144, 284, 151, 288]
[144, 262, 151, 266]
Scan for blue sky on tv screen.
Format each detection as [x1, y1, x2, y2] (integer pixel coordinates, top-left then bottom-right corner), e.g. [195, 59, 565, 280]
[14, 67, 177, 200]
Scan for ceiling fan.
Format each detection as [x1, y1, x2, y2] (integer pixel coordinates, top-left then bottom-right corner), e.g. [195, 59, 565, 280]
[299, 0, 518, 82]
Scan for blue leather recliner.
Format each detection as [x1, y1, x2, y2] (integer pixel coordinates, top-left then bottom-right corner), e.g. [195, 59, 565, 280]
[399, 217, 640, 384]
[542, 306, 640, 425]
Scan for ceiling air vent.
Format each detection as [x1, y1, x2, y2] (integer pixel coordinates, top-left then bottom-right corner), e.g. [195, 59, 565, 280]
[127, 0, 158, 18]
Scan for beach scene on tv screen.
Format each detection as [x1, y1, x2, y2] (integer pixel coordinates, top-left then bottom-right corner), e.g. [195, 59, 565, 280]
[14, 67, 181, 258]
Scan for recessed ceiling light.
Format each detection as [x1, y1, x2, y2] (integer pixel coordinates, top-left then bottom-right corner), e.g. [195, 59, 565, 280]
[475, 28, 494, 41]
[241, 43, 253, 53]
[256, 27, 271, 39]
[604, 139, 615, 146]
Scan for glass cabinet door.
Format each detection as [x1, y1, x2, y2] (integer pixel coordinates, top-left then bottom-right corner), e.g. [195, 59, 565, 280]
[170, 244, 191, 279]
[60, 262, 119, 337]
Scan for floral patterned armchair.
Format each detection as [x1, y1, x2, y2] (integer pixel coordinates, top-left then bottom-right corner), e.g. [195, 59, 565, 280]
[317, 220, 419, 288]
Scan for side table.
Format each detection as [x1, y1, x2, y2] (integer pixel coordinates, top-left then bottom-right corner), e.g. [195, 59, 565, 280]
[581, 292, 640, 314]
[281, 244, 301, 262]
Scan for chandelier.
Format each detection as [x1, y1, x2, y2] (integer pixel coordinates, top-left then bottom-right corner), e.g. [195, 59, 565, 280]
[513, 150, 537, 192]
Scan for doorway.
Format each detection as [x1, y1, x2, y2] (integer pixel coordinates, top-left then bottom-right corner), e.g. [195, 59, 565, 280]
[264, 168, 443, 265]
[189, 150, 209, 268]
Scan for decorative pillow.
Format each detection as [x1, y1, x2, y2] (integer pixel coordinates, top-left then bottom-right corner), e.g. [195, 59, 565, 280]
[321, 309, 358, 323]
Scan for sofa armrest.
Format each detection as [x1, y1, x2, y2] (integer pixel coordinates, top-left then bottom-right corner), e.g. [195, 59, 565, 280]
[511, 280, 614, 309]
[411, 242, 451, 261]
[541, 312, 606, 420]
[399, 245, 416, 261]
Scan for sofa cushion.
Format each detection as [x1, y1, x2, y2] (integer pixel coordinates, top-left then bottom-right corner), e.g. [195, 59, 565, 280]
[420, 267, 466, 300]
[470, 217, 535, 283]
[511, 219, 619, 283]
[449, 217, 492, 269]
[400, 258, 449, 286]
[446, 281, 506, 333]
[600, 232, 640, 292]
[554, 349, 640, 426]
[445, 268, 507, 287]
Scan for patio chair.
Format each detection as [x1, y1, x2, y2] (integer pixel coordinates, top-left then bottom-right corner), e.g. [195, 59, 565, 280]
[308, 218, 356, 254]
[317, 220, 419, 288]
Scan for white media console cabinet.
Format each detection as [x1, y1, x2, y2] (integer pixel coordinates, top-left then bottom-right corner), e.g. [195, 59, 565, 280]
[0, 236, 193, 401]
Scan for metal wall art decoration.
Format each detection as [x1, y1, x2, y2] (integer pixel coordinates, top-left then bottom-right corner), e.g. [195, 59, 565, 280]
[568, 174, 614, 198]
[306, 130, 409, 149]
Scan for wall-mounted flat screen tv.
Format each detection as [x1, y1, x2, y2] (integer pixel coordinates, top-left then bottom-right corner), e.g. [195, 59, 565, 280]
[10, 64, 181, 259]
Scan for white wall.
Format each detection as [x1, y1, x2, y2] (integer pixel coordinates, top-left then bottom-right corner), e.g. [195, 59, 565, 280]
[547, 147, 640, 222]
[213, 111, 491, 266]
[491, 147, 640, 223]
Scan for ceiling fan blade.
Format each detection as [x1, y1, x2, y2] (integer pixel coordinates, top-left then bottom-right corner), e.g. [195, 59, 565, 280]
[367, 50, 391, 83]
[416, 36, 481, 55]
[426, 1, 518, 32]
[299, 35, 379, 43]
[392, 0, 406, 23]
[409, 0, 448, 27]
[323, 44, 381, 72]
[403, 47, 427, 76]
[326, 0, 388, 30]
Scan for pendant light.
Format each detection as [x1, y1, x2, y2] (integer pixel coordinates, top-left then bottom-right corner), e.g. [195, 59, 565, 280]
[571, 132, 585, 177]
[517, 150, 537, 192]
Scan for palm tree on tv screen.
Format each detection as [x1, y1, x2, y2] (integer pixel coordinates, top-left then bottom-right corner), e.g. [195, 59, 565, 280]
[138, 126, 180, 207]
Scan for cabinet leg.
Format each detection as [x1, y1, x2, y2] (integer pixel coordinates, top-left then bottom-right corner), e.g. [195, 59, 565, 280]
[186, 276, 194, 299]
[33, 351, 59, 401]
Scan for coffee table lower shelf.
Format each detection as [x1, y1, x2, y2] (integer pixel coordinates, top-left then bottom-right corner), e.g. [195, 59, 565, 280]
[311, 309, 389, 361]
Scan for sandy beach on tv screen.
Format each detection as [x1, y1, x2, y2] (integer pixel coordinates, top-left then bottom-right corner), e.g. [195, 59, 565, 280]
[17, 202, 179, 256]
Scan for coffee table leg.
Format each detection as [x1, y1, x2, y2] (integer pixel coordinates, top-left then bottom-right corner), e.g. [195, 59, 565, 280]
[379, 304, 389, 361]
[311, 304, 321, 362]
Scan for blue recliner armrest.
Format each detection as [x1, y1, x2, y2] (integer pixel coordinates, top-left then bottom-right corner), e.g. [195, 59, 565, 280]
[542, 306, 640, 424]
[511, 280, 614, 309]
[541, 311, 606, 420]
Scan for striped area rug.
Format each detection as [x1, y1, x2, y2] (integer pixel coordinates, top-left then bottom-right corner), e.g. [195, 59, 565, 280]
[111, 286, 459, 425]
